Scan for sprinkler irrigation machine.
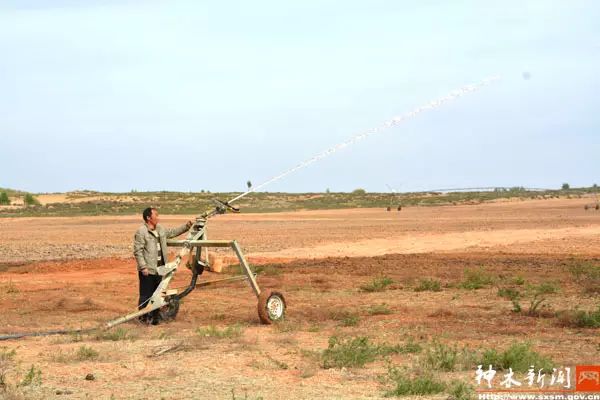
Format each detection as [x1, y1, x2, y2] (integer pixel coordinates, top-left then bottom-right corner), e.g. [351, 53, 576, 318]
[106, 199, 286, 329]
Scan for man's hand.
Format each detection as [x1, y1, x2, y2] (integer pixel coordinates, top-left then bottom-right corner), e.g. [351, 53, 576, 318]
[141, 268, 149, 276]
[186, 220, 193, 230]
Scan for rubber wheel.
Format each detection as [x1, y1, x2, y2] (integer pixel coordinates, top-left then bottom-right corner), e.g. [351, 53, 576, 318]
[159, 296, 180, 321]
[257, 289, 286, 324]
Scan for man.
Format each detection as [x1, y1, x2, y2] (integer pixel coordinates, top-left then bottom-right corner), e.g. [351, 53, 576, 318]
[133, 207, 192, 325]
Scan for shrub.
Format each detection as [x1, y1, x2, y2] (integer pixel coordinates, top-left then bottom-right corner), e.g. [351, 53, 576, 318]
[414, 278, 442, 292]
[366, 303, 393, 315]
[76, 346, 99, 361]
[379, 340, 422, 355]
[557, 307, 600, 328]
[478, 342, 553, 373]
[321, 336, 379, 369]
[460, 268, 494, 290]
[526, 283, 559, 316]
[340, 314, 360, 327]
[0, 192, 9, 205]
[497, 287, 522, 313]
[19, 365, 42, 387]
[569, 262, 600, 294]
[447, 381, 475, 400]
[23, 193, 40, 206]
[422, 341, 476, 372]
[0, 348, 16, 389]
[360, 276, 393, 292]
[385, 366, 446, 396]
[352, 188, 366, 195]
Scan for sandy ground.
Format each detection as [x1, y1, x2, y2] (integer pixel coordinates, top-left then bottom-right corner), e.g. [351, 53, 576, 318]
[0, 198, 599, 399]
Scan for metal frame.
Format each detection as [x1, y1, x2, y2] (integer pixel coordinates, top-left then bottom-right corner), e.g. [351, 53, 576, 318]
[104, 214, 261, 329]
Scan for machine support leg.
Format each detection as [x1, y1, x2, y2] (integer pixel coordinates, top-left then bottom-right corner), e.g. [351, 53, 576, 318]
[230, 240, 261, 298]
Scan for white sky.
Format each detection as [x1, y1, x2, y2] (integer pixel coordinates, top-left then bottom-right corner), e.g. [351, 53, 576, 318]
[1, 1, 598, 193]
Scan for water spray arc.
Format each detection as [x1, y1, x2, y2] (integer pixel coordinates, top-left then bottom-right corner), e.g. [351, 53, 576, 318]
[229, 76, 500, 204]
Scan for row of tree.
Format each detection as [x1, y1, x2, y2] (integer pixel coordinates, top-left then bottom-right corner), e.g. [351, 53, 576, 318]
[0, 192, 40, 206]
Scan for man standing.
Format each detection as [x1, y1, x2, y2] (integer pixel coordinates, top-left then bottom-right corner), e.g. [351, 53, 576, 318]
[133, 207, 192, 324]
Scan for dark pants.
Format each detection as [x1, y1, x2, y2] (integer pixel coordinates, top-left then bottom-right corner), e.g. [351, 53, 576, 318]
[138, 271, 162, 322]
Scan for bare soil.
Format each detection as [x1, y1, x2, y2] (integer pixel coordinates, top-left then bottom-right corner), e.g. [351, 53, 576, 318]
[0, 198, 599, 399]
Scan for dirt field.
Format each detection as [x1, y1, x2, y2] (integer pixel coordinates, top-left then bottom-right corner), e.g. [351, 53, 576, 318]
[1, 198, 599, 399]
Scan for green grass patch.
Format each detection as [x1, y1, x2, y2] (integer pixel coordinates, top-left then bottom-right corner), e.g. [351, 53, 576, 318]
[478, 342, 554, 373]
[195, 324, 244, 339]
[366, 303, 393, 315]
[384, 366, 445, 397]
[422, 341, 477, 372]
[379, 340, 422, 355]
[76, 346, 99, 361]
[360, 276, 394, 292]
[447, 381, 475, 400]
[18, 365, 42, 387]
[459, 267, 494, 290]
[557, 307, 600, 328]
[569, 262, 600, 294]
[321, 336, 422, 369]
[414, 278, 442, 292]
[322, 336, 380, 369]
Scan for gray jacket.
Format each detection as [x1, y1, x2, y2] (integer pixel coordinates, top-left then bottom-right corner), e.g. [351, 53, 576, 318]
[133, 223, 189, 274]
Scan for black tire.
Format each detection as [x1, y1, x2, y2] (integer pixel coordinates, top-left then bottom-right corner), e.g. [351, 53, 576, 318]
[257, 289, 286, 324]
[159, 296, 180, 322]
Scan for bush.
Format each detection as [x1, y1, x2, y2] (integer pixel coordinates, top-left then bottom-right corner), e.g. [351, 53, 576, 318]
[497, 287, 522, 313]
[414, 278, 442, 292]
[352, 188, 367, 195]
[360, 276, 393, 292]
[76, 346, 99, 361]
[478, 342, 553, 373]
[526, 283, 559, 316]
[19, 365, 41, 387]
[385, 366, 446, 396]
[0, 192, 9, 205]
[379, 340, 422, 355]
[447, 381, 475, 400]
[422, 341, 476, 372]
[321, 336, 379, 369]
[557, 307, 600, 328]
[569, 262, 600, 294]
[340, 314, 360, 327]
[0, 348, 16, 389]
[460, 268, 494, 290]
[23, 193, 40, 206]
[366, 303, 393, 315]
